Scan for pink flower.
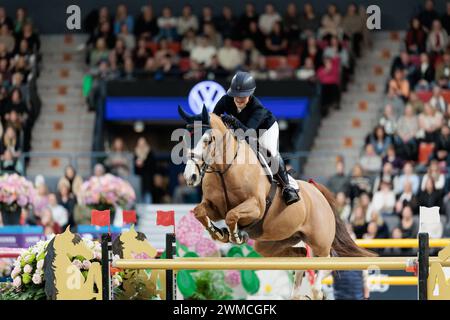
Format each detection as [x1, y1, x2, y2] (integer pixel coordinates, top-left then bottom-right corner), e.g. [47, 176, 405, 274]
[224, 270, 241, 287]
[194, 237, 219, 257]
[13, 276, 21, 287]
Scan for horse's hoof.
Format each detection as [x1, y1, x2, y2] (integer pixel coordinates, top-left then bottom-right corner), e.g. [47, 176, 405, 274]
[230, 230, 249, 245]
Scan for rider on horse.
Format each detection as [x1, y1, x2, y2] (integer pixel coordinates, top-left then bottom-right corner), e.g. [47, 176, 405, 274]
[213, 71, 300, 205]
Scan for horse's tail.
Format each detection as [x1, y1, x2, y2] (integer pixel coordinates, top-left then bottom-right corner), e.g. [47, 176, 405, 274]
[308, 179, 377, 257]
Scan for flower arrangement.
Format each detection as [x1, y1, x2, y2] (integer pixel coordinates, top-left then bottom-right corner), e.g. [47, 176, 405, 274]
[0, 174, 36, 211]
[78, 174, 136, 210]
[0, 236, 118, 300]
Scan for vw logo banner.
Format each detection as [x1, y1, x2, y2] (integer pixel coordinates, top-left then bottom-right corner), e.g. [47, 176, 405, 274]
[188, 81, 226, 114]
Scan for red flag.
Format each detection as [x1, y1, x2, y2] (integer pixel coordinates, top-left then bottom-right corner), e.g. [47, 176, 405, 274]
[156, 210, 175, 226]
[91, 210, 110, 226]
[123, 210, 137, 224]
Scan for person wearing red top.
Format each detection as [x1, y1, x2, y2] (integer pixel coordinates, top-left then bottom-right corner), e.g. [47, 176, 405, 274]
[317, 56, 341, 116]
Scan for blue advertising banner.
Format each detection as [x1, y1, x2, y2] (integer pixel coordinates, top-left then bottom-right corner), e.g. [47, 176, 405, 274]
[105, 96, 310, 121]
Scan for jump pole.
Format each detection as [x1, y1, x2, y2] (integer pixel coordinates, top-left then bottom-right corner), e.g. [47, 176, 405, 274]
[101, 233, 113, 300]
[417, 232, 429, 300]
[165, 233, 176, 301]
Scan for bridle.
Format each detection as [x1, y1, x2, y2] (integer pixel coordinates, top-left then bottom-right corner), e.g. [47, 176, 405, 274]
[186, 123, 240, 181]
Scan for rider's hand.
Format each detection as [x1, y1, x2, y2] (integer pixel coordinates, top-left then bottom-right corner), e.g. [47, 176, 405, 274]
[221, 114, 236, 128]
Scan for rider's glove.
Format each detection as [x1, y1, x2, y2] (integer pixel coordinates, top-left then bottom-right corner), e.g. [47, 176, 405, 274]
[221, 114, 248, 131]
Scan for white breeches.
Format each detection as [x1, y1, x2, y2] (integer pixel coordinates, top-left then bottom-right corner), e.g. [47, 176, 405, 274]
[258, 122, 279, 157]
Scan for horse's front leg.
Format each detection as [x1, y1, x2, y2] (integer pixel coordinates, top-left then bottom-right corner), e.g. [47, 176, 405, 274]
[192, 200, 229, 243]
[225, 197, 262, 244]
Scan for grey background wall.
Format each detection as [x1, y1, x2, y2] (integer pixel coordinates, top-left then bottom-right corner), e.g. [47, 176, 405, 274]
[2, 0, 448, 33]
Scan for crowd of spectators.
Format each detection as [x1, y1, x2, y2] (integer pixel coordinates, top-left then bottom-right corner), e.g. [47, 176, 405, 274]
[0, 6, 40, 176]
[326, 0, 450, 252]
[84, 2, 369, 116]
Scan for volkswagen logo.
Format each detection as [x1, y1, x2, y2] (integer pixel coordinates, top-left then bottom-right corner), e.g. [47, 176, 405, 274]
[188, 81, 226, 114]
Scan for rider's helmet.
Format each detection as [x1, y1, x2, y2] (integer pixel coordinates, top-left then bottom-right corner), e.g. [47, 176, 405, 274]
[227, 71, 256, 97]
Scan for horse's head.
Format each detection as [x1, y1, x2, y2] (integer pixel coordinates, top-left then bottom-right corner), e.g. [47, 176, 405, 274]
[54, 227, 94, 261]
[116, 225, 157, 259]
[178, 105, 229, 187]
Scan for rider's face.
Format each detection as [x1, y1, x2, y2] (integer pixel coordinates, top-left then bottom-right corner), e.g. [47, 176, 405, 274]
[234, 96, 250, 109]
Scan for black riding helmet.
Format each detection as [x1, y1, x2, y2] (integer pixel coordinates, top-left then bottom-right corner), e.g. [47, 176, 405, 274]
[227, 71, 256, 97]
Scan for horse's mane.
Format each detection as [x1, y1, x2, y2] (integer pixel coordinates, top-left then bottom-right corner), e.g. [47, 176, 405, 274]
[209, 113, 229, 134]
[43, 237, 57, 300]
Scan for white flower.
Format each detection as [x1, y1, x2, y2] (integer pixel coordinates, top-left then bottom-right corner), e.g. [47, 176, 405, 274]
[36, 260, 44, 270]
[72, 259, 82, 269]
[11, 266, 21, 278]
[32, 273, 42, 285]
[93, 251, 102, 260]
[82, 260, 91, 270]
[23, 264, 32, 274]
[13, 276, 22, 287]
[112, 278, 121, 288]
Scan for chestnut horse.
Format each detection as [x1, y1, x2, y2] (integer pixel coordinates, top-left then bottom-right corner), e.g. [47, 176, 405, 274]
[178, 106, 374, 298]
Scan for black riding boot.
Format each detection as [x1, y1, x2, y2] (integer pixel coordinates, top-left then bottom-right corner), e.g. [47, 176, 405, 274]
[273, 155, 300, 205]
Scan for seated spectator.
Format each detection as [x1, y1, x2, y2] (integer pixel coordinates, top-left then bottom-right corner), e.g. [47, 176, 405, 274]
[181, 28, 197, 56]
[32, 175, 49, 222]
[317, 57, 340, 116]
[382, 145, 404, 174]
[429, 85, 448, 114]
[104, 137, 130, 177]
[336, 191, 351, 222]
[350, 206, 368, 239]
[394, 162, 420, 195]
[299, 2, 320, 40]
[408, 92, 425, 114]
[395, 180, 419, 215]
[0, 126, 21, 157]
[390, 51, 414, 79]
[40, 209, 61, 236]
[434, 51, 450, 88]
[205, 55, 229, 79]
[258, 3, 281, 36]
[58, 165, 83, 198]
[296, 56, 316, 81]
[183, 59, 206, 80]
[398, 205, 418, 239]
[13, 7, 31, 35]
[427, 19, 448, 55]
[301, 36, 323, 69]
[388, 68, 410, 102]
[412, 52, 434, 90]
[269, 56, 294, 80]
[154, 54, 180, 79]
[0, 7, 13, 31]
[48, 193, 69, 230]
[433, 124, 450, 166]
[134, 137, 155, 204]
[368, 125, 392, 156]
[240, 38, 261, 71]
[347, 164, 372, 205]
[152, 173, 171, 203]
[249, 56, 269, 80]
[216, 6, 238, 40]
[134, 5, 158, 39]
[57, 180, 76, 229]
[85, 6, 112, 40]
[326, 160, 349, 195]
[405, 17, 427, 54]
[360, 144, 382, 175]
[419, 0, 439, 32]
[199, 5, 214, 32]
[367, 181, 396, 219]
[16, 22, 39, 53]
[243, 21, 266, 53]
[418, 177, 444, 211]
[319, 4, 342, 38]
[113, 4, 134, 35]
[177, 4, 198, 37]
[154, 38, 176, 63]
[111, 38, 128, 68]
[341, 3, 364, 58]
[0, 148, 22, 174]
[363, 221, 379, 240]
[369, 211, 390, 239]
[203, 22, 222, 49]
[397, 105, 419, 150]
[120, 57, 135, 80]
[324, 36, 350, 77]
[93, 163, 106, 177]
[156, 6, 178, 41]
[379, 104, 398, 136]
[264, 21, 288, 55]
[90, 38, 110, 67]
[217, 38, 242, 71]
[283, 3, 301, 43]
[190, 34, 216, 67]
[383, 85, 406, 116]
[421, 159, 446, 191]
[359, 192, 372, 216]
[238, 3, 259, 36]
[133, 38, 153, 69]
[117, 22, 135, 50]
[373, 162, 395, 193]
[0, 24, 14, 53]
[418, 103, 443, 142]
[173, 173, 200, 203]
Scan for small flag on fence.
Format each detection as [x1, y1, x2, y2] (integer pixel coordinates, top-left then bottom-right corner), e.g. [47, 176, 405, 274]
[156, 210, 175, 227]
[91, 210, 111, 227]
[123, 210, 137, 224]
